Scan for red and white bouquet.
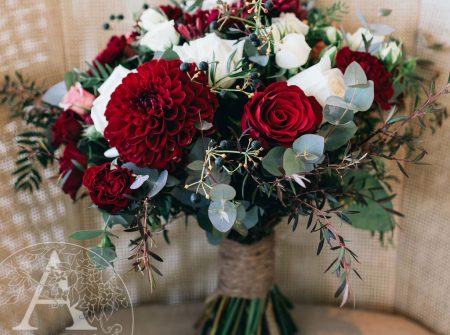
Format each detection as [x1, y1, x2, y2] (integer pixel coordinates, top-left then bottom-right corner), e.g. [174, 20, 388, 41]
[3, 0, 448, 333]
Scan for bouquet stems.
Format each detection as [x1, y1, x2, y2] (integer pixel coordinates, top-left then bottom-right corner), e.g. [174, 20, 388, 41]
[196, 285, 297, 335]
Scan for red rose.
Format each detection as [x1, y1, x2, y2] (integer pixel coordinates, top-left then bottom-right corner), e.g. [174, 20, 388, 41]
[82, 163, 134, 214]
[94, 35, 127, 66]
[176, 9, 219, 41]
[336, 47, 394, 110]
[241, 82, 322, 147]
[51, 110, 83, 147]
[159, 5, 183, 20]
[59, 143, 87, 200]
[104, 59, 218, 169]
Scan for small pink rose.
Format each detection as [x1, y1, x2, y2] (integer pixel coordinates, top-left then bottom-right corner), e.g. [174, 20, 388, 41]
[60, 83, 95, 115]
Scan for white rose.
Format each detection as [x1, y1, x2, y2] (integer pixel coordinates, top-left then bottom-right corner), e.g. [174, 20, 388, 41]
[325, 26, 342, 44]
[139, 20, 180, 52]
[380, 41, 402, 64]
[185, 0, 238, 11]
[139, 8, 167, 31]
[173, 33, 245, 89]
[91, 65, 131, 135]
[287, 56, 345, 106]
[271, 13, 309, 45]
[275, 33, 311, 69]
[346, 27, 384, 51]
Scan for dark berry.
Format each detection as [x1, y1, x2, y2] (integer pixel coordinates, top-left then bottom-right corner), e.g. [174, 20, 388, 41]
[215, 157, 223, 167]
[190, 193, 201, 204]
[249, 33, 258, 41]
[180, 62, 190, 72]
[251, 140, 262, 150]
[251, 39, 261, 47]
[198, 61, 208, 71]
[102, 23, 110, 30]
[219, 140, 229, 149]
[117, 14, 124, 20]
[143, 3, 149, 9]
[109, 14, 116, 20]
[265, 0, 274, 10]
[250, 72, 259, 80]
[210, 20, 218, 30]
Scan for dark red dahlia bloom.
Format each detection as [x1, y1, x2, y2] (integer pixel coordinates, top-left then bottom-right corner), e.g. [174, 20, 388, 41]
[241, 82, 322, 148]
[94, 35, 127, 66]
[83, 163, 134, 214]
[336, 47, 394, 110]
[104, 59, 218, 169]
[176, 9, 219, 41]
[51, 110, 83, 147]
[159, 5, 183, 20]
[59, 143, 87, 200]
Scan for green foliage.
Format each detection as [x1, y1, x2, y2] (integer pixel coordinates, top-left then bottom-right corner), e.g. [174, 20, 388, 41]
[75, 61, 114, 94]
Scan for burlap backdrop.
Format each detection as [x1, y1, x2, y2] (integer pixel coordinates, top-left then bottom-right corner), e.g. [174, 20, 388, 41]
[0, 0, 448, 334]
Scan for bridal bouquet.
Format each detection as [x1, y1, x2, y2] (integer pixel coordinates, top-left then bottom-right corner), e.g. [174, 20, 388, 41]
[2, 0, 448, 333]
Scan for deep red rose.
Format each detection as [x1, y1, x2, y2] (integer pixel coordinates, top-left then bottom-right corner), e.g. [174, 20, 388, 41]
[336, 47, 394, 110]
[104, 59, 218, 169]
[176, 9, 219, 41]
[159, 5, 183, 20]
[82, 163, 134, 214]
[94, 35, 127, 66]
[51, 110, 83, 147]
[241, 82, 322, 147]
[59, 143, 87, 200]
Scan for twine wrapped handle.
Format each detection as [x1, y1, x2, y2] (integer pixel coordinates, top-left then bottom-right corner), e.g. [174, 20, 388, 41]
[217, 234, 275, 299]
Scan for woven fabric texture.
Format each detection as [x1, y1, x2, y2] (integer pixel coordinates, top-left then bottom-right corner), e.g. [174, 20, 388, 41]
[0, 1, 448, 334]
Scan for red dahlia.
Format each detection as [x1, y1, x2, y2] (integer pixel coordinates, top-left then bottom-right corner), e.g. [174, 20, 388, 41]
[241, 82, 322, 148]
[83, 163, 134, 214]
[177, 9, 219, 41]
[104, 59, 218, 169]
[159, 5, 183, 20]
[336, 47, 394, 110]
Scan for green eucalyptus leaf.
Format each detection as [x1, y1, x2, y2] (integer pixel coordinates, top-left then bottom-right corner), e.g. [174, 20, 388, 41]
[154, 49, 179, 61]
[344, 81, 374, 112]
[324, 105, 354, 125]
[323, 122, 358, 151]
[241, 205, 263, 229]
[148, 170, 168, 198]
[88, 246, 117, 269]
[189, 137, 213, 161]
[249, 55, 269, 66]
[236, 203, 247, 221]
[292, 134, 325, 163]
[343, 61, 367, 86]
[187, 160, 204, 170]
[262, 146, 285, 176]
[283, 148, 314, 175]
[210, 184, 236, 201]
[326, 96, 358, 111]
[70, 230, 104, 240]
[208, 200, 237, 232]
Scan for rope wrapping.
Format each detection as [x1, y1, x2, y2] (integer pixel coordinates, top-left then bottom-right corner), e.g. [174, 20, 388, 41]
[217, 234, 275, 299]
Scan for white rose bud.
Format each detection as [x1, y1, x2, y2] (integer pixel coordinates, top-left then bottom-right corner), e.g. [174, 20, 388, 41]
[275, 33, 311, 69]
[271, 13, 309, 45]
[287, 56, 345, 106]
[140, 20, 180, 52]
[139, 8, 167, 31]
[91, 65, 131, 135]
[325, 26, 342, 44]
[173, 33, 245, 89]
[346, 27, 384, 51]
[380, 41, 402, 65]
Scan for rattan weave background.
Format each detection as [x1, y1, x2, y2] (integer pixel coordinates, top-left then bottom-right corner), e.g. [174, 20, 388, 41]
[0, 0, 449, 334]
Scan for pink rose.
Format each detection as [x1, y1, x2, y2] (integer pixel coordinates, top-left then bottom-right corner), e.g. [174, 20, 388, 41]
[59, 83, 95, 115]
